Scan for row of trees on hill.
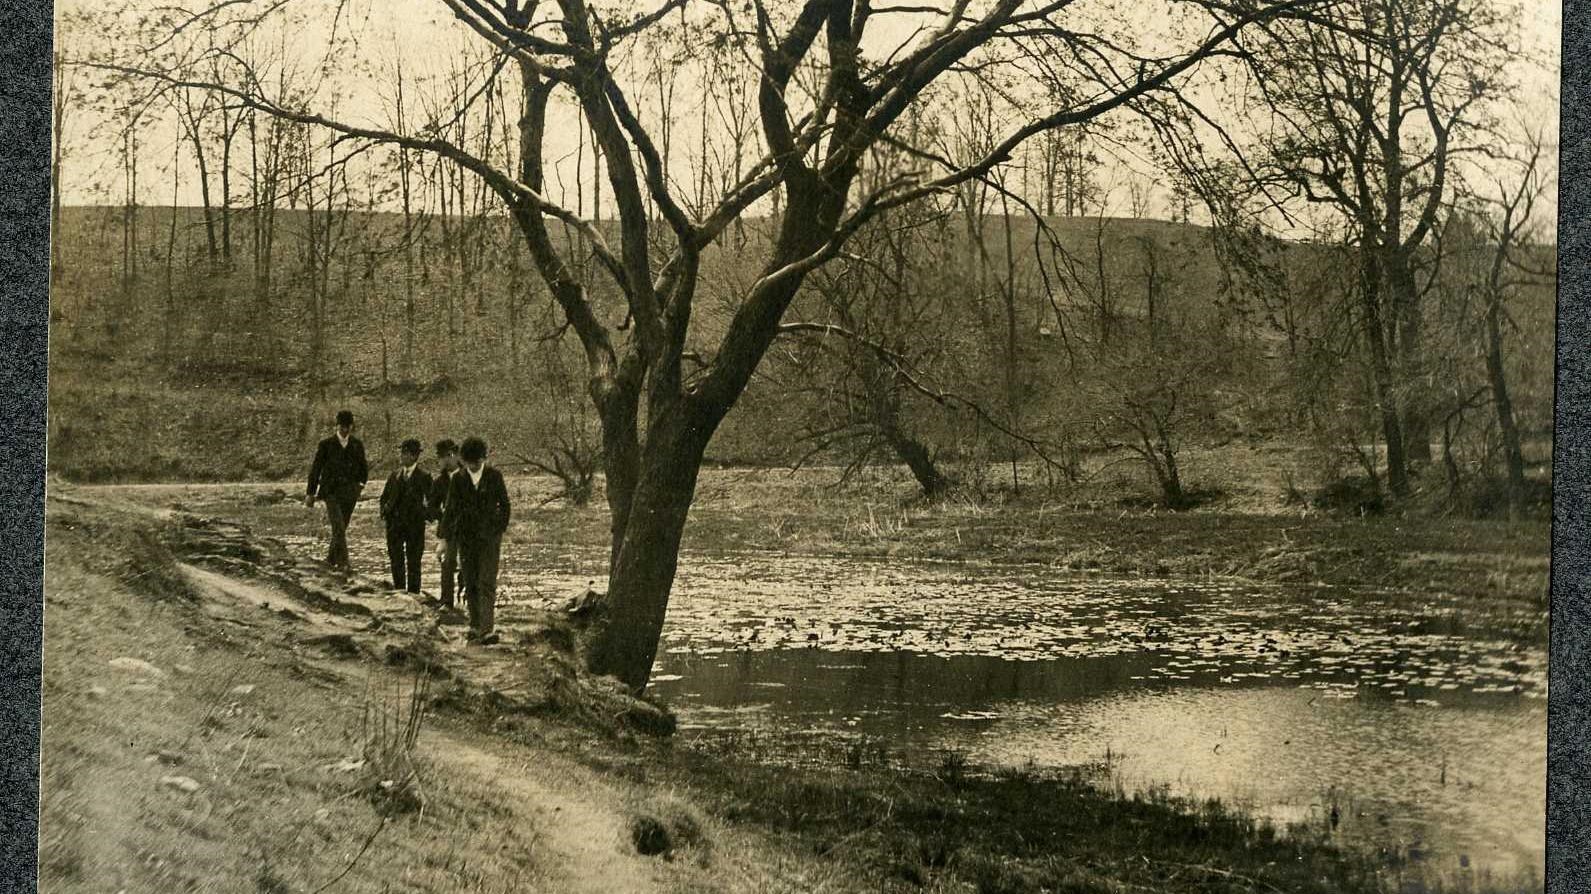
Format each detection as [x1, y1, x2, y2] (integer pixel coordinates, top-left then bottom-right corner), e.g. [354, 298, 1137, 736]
[56, 0, 1556, 689]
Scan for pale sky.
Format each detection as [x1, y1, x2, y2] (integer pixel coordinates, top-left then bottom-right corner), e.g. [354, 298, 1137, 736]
[54, 0, 1563, 232]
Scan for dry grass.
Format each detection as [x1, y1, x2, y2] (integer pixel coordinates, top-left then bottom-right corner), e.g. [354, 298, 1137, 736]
[38, 492, 884, 894]
[357, 669, 432, 817]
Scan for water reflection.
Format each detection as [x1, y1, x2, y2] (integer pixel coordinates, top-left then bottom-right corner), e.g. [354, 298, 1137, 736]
[642, 647, 1543, 877]
[643, 557, 1546, 884]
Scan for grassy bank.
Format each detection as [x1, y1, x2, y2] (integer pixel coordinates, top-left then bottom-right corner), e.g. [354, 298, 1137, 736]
[41, 487, 1535, 893]
[40, 490, 834, 893]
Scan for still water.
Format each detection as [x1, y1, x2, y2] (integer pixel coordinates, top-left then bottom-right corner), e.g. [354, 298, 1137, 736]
[561, 554, 1542, 884]
[302, 531, 1548, 883]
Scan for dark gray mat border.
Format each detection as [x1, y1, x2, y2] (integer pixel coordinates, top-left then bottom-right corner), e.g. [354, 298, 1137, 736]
[1, 2, 51, 893]
[1, 3, 1586, 893]
[1549, 0, 1589, 890]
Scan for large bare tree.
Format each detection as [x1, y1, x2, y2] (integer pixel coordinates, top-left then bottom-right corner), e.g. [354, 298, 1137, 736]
[86, 0, 1313, 691]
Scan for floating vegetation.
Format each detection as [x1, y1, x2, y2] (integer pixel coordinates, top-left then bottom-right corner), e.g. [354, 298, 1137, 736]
[278, 532, 1547, 704]
[620, 555, 1543, 706]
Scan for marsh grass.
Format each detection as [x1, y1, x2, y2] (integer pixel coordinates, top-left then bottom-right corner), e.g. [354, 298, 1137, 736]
[658, 731, 1541, 894]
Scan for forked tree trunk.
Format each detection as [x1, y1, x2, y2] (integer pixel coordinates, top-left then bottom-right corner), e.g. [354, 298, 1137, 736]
[586, 403, 713, 691]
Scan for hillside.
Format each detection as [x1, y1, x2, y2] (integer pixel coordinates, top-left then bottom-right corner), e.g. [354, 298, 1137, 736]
[46, 204, 1556, 485]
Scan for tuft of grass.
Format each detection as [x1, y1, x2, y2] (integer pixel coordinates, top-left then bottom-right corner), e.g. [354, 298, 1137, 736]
[628, 790, 712, 863]
[935, 748, 970, 787]
[850, 503, 910, 541]
[358, 668, 433, 816]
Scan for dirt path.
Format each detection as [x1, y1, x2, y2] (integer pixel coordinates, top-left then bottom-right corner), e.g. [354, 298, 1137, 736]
[172, 529, 683, 893]
[434, 732, 663, 894]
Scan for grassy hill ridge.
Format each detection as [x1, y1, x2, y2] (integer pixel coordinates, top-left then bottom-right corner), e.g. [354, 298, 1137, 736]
[47, 204, 1555, 488]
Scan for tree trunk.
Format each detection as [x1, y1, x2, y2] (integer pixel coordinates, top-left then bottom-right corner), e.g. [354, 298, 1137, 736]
[187, 111, 220, 264]
[305, 155, 324, 383]
[1441, 416, 1461, 499]
[1485, 299, 1527, 517]
[165, 141, 180, 359]
[860, 351, 951, 499]
[1386, 253, 1430, 464]
[999, 189, 1022, 489]
[220, 116, 234, 266]
[1159, 458, 1186, 508]
[249, 112, 262, 301]
[596, 368, 642, 580]
[1359, 252, 1409, 496]
[1158, 425, 1185, 508]
[884, 426, 951, 498]
[400, 148, 417, 378]
[586, 406, 711, 692]
[122, 127, 139, 299]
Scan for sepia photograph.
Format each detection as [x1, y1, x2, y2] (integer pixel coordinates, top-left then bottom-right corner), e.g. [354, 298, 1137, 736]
[39, 0, 1562, 890]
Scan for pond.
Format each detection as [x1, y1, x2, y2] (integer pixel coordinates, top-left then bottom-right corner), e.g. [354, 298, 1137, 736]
[299, 528, 1548, 886]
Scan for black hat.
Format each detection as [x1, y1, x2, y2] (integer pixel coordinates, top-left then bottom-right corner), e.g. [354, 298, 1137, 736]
[460, 437, 488, 462]
[335, 409, 355, 426]
[400, 438, 422, 455]
[435, 439, 458, 457]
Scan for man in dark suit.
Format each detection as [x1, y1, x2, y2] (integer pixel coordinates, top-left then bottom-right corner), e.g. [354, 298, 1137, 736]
[441, 436, 510, 645]
[305, 409, 369, 572]
[426, 438, 464, 609]
[379, 438, 432, 594]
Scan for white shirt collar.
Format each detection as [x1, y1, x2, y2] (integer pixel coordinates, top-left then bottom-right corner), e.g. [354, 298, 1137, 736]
[336, 433, 350, 448]
[467, 465, 484, 486]
[401, 463, 416, 479]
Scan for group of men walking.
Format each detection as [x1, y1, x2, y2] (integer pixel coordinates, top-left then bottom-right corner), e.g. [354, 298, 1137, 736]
[304, 410, 511, 646]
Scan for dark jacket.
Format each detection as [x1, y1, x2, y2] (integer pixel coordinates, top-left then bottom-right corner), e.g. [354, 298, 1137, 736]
[441, 466, 511, 542]
[427, 468, 457, 524]
[379, 466, 433, 530]
[307, 436, 369, 500]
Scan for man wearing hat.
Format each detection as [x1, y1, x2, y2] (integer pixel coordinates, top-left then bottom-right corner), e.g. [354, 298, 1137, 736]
[305, 409, 369, 572]
[442, 436, 510, 645]
[379, 438, 432, 594]
[427, 439, 465, 609]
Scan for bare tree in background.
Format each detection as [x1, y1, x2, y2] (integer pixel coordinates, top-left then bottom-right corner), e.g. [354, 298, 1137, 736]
[1236, 0, 1511, 495]
[781, 186, 959, 498]
[521, 324, 604, 507]
[1447, 130, 1553, 517]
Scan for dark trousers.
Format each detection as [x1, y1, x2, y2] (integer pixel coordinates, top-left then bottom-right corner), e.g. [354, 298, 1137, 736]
[323, 492, 357, 570]
[437, 536, 461, 607]
[385, 521, 424, 592]
[458, 534, 501, 636]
